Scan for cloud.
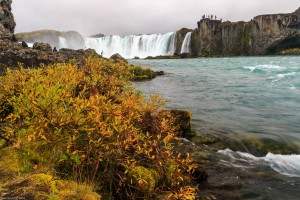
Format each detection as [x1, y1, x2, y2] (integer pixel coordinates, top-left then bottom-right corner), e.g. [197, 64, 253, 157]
[12, 0, 300, 36]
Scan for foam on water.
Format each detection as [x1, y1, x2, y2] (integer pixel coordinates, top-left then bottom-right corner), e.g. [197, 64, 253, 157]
[244, 64, 286, 73]
[268, 72, 298, 89]
[218, 149, 300, 178]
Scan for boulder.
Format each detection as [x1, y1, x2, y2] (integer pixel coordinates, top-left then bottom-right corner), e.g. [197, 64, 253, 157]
[110, 53, 127, 62]
[21, 41, 28, 48]
[32, 42, 52, 52]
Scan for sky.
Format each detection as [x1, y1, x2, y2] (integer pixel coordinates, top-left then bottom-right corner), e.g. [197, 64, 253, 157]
[12, 0, 300, 37]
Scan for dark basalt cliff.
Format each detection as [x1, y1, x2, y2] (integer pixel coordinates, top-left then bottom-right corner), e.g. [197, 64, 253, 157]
[0, 1, 101, 71]
[191, 7, 300, 56]
[0, 0, 15, 41]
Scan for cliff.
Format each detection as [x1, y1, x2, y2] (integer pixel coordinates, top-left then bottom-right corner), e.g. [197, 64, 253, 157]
[0, 0, 15, 41]
[191, 7, 300, 56]
[191, 19, 222, 56]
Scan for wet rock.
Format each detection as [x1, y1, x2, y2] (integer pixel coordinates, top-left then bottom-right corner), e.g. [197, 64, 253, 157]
[169, 109, 192, 137]
[21, 41, 28, 48]
[192, 166, 208, 182]
[145, 55, 180, 59]
[155, 71, 164, 76]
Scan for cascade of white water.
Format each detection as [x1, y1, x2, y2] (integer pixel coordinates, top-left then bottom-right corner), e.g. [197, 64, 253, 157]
[85, 32, 177, 58]
[58, 37, 67, 49]
[180, 32, 192, 54]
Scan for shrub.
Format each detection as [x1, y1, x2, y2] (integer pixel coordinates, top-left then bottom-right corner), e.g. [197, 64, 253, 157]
[0, 57, 198, 199]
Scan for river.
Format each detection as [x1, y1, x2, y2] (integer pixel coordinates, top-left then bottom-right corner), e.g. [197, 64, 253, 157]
[130, 56, 300, 199]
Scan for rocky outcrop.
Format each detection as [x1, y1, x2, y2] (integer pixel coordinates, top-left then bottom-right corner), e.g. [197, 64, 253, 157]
[15, 30, 86, 50]
[191, 19, 222, 56]
[89, 33, 105, 38]
[191, 7, 300, 56]
[110, 53, 127, 62]
[0, 39, 100, 73]
[0, 0, 15, 41]
[175, 28, 193, 54]
[32, 42, 52, 52]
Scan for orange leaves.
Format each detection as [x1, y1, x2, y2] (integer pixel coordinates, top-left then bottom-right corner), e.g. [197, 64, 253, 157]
[0, 57, 198, 199]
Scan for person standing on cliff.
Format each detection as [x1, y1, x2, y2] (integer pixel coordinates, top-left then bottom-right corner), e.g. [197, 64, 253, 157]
[215, 15, 217, 20]
[53, 47, 57, 52]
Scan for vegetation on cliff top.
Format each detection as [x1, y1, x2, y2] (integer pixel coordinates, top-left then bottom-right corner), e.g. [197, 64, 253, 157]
[0, 57, 198, 199]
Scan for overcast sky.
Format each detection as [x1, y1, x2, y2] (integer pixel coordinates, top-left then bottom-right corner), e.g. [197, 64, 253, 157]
[12, 0, 300, 37]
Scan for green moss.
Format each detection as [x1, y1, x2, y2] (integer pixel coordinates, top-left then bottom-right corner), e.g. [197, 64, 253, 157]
[130, 66, 156, 81]
[241, 136, 300, 155]
[192, 134, 220, 145]
[128, 166, 159, 193]
[279, 48, 300, 55]
[0, 147, 21, 180]
[169, 110, 192, 137]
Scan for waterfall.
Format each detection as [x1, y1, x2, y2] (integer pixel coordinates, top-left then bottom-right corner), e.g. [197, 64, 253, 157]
[180, 32, 192, 54]
[58, 37, 67, 49]
[85, 32, 177, 58]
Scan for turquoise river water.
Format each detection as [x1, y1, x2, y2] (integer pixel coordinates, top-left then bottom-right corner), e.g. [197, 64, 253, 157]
[130, 56, 300, 199]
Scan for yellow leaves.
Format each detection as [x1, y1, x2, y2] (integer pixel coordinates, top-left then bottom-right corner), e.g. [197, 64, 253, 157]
[177, 153, 181, 159]
[168, 186, 197, 200]
[13, 137, 21, 149]
[0, 57, 198, 199]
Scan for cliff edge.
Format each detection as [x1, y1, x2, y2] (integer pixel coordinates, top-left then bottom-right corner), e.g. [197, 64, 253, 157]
[191, 7, 300, 56]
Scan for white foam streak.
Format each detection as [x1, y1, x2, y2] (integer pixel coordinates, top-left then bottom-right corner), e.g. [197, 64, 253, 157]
[218, 149, 300, 177]
[244, 65, 286, 72]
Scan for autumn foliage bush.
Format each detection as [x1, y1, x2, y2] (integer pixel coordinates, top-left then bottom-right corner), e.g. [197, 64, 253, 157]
[0, 57, 198, 199]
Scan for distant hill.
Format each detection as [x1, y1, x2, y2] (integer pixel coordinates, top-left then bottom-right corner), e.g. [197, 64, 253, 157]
[15, 30, 86, 50]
